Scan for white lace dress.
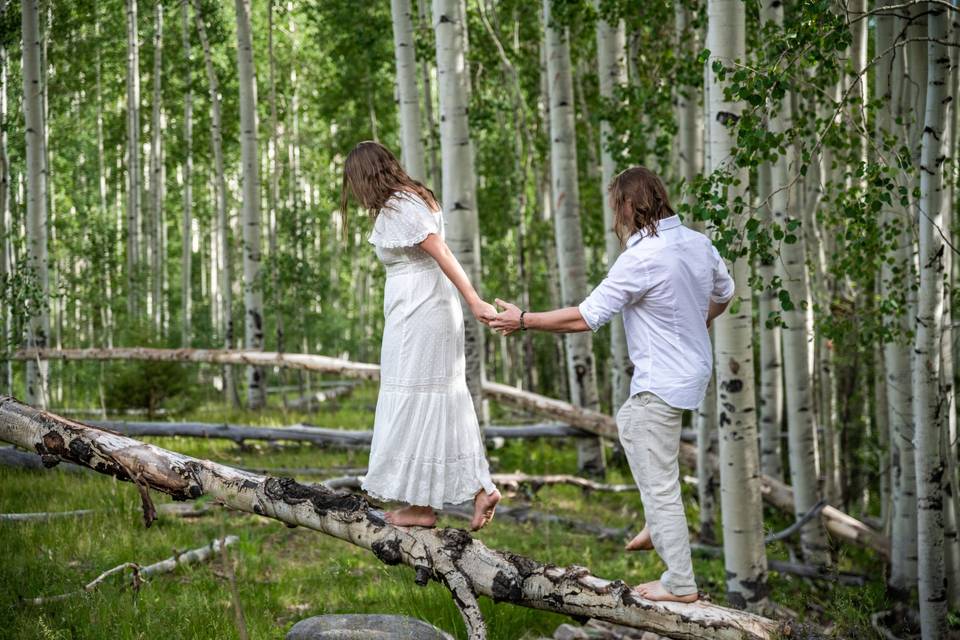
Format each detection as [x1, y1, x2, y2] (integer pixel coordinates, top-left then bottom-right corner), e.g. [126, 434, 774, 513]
[361, 191, 496, 510]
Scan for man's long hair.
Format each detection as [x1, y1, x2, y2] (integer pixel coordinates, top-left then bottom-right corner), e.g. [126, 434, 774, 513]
[608, 166, 675, 245]
[339, 141, 439, 229]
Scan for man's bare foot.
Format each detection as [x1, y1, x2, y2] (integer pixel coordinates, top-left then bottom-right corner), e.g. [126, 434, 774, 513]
[634, 580, 699, 603]
[384, 505, 437, 527]
[625, 525, 653, 551]
[471, 489, 501, 531]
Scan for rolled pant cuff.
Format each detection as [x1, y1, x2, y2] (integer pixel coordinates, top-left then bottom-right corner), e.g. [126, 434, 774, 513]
[662, 578, 698, 596]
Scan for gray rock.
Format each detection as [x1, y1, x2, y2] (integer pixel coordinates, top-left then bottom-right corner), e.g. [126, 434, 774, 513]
[286, 614, 454, 640]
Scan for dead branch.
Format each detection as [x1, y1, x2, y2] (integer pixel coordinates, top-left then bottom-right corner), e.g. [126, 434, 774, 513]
[25, 536, 237, 605]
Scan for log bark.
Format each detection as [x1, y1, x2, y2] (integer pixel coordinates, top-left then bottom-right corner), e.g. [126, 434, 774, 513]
[12, 348, 888, 557]
[0, 397, 783, 640]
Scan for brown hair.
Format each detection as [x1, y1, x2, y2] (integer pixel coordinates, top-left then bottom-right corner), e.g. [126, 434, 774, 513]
[607, 166, 675, 245]
[339, 141, 439, 227]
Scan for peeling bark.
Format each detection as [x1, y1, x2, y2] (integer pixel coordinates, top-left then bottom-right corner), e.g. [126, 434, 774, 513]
[0, 397, 784, 640]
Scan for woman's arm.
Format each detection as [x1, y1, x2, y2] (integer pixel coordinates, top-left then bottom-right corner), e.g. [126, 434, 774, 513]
[488, 299, 589, 335]
[419, 233, 496, 320]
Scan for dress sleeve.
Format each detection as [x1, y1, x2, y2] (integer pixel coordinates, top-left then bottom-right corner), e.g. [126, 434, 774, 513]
[368, 193, 441, 248]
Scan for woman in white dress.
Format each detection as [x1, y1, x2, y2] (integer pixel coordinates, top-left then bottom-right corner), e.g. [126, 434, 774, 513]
[340, 141, 501, 529]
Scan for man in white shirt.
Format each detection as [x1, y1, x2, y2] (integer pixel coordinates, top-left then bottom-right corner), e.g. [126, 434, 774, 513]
[487, 167, 734, 603]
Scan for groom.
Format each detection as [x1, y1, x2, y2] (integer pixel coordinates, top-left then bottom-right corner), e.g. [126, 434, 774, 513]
[486, 167, 734, 604]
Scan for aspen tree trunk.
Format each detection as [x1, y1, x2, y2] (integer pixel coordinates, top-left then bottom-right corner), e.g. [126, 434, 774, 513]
[697, 374, 718, 544]
[706, 0, 767, 610]
[595, 3, 631, 414]
[887, 8, 919, 592]
[149, 2, 164, 334]
[544, 0, 604, 476]
[235, 0, 265, 410]
[418, 0, 441, 194]
[0, 46, 9, 393]
[760, 0, 829, 567]
[433, 0, 486, 420]
[913, 10, 951, 637]
[391, 0, 426, 182]
[756, 162, 782, 481]
[181, 0, 192, 346]
[94, 16, 114, 349]
[22, 0, 49, 409]
[125, 0, 142, 317]
[194, 3, 237, 406]
[267, 0, 285, 376]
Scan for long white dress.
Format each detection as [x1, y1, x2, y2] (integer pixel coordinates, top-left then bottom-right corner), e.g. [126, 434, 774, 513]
[361, 190, 496, 510]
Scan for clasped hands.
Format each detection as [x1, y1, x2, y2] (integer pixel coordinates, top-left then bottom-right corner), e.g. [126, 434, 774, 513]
[471, 298, 523, 336]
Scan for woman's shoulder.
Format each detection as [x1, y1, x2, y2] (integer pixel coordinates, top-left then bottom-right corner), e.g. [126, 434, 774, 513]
[388, 189, 439, 215]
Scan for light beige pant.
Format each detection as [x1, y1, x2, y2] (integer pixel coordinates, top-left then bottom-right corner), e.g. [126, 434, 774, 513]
[617, 392, 698, 596]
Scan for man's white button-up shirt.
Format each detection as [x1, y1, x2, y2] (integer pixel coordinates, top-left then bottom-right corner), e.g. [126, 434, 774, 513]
[578, 215, 735, 410]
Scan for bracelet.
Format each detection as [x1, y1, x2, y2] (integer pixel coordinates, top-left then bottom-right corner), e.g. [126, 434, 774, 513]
[520, 310, 527, 331]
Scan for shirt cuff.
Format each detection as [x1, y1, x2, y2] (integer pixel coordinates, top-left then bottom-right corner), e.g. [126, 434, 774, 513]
[577, 300, 602, 332]
[711, 290, 735, 304]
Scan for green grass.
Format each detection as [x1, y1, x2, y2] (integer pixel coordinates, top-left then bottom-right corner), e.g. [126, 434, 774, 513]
[0, 383, 892, 638]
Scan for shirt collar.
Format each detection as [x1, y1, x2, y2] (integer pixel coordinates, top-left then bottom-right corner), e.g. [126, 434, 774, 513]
[626, 215, 682, 247]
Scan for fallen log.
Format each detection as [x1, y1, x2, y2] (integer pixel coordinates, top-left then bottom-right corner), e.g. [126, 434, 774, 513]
[0, 396, 784, 640]
[283, 384, 358, 410]
[322, 472, 636, 495]
[77, 419, 587, 447]
[13, 348, 887, 558]
[483, 382, 890, 559]
[689, 544, 866, 587]
[1, 502, 213, 522]
[26, 535, 237, 605]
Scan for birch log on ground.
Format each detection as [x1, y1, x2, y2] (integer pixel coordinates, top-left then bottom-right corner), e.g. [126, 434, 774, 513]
[13, 347, 889, 557]
[0, 397, 785, 640]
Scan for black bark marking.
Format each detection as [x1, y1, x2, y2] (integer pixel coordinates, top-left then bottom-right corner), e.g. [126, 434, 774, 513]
[371, 538, 403, 566]
[724, 379, 744, 393]
[262, 476, 369, 517]
[68, 438, 94, 464]
[491, 570, 522, 602]
[439, 527, 473, 561]
[717, 111, 740, 126]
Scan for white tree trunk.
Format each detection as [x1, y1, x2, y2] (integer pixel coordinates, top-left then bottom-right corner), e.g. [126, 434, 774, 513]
[391, 0, 426, 182]
[760, 0, 829, 568]
[149, 2, 164, 334]
[913, 10, 951, 638]
[886, 8, 919, 592]
[181, 0, 192, 346]
[235, 0, 265, 410]
[544, 0, 604, 476]
[0, 399, 785, 640]
[595, 3, 631, 414]
[697, 373, 718, 543]
[706, 0, 767, 610]
[22, 0, 49, 409]
[194, 3, 237, 405]
[0, 46, 8, 393]
[125, 0, 142, 317]
[756, 163, 782, 481]
[432, 0, 486, 420]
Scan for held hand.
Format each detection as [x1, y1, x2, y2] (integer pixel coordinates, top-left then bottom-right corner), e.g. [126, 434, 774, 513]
[489, 298, 522, 336]
[471, 299, 498, 324]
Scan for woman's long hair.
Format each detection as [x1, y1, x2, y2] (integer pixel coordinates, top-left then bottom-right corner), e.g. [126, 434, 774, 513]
[339, 142, 439, 229]
[608, 166, 675, 245]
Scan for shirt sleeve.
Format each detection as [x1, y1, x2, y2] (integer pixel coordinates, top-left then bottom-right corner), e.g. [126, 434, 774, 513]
[710, 245, 736, 303]
[578, 251, 649, 332]
[368, 193, 440, 248]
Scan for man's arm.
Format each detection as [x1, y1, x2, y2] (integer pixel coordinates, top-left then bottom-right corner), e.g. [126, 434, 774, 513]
[706, 298, 729, 328]
[488, 299, 589, 335]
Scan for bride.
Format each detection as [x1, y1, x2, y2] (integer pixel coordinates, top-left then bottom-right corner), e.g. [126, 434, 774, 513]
[339, 141, 501, 530]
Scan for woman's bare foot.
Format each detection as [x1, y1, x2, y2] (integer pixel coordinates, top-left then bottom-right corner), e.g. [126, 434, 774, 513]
[634, 580, 699, 603]
[471, 489, 501, 531]
[384, 505, 437, 527]
[625, 525, 654, 551]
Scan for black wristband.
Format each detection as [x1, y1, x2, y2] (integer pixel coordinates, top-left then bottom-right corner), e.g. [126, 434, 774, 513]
[520, 310, 527, 331]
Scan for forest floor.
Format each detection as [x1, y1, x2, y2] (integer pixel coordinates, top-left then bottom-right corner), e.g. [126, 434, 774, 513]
[0, 382, 897, 639]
